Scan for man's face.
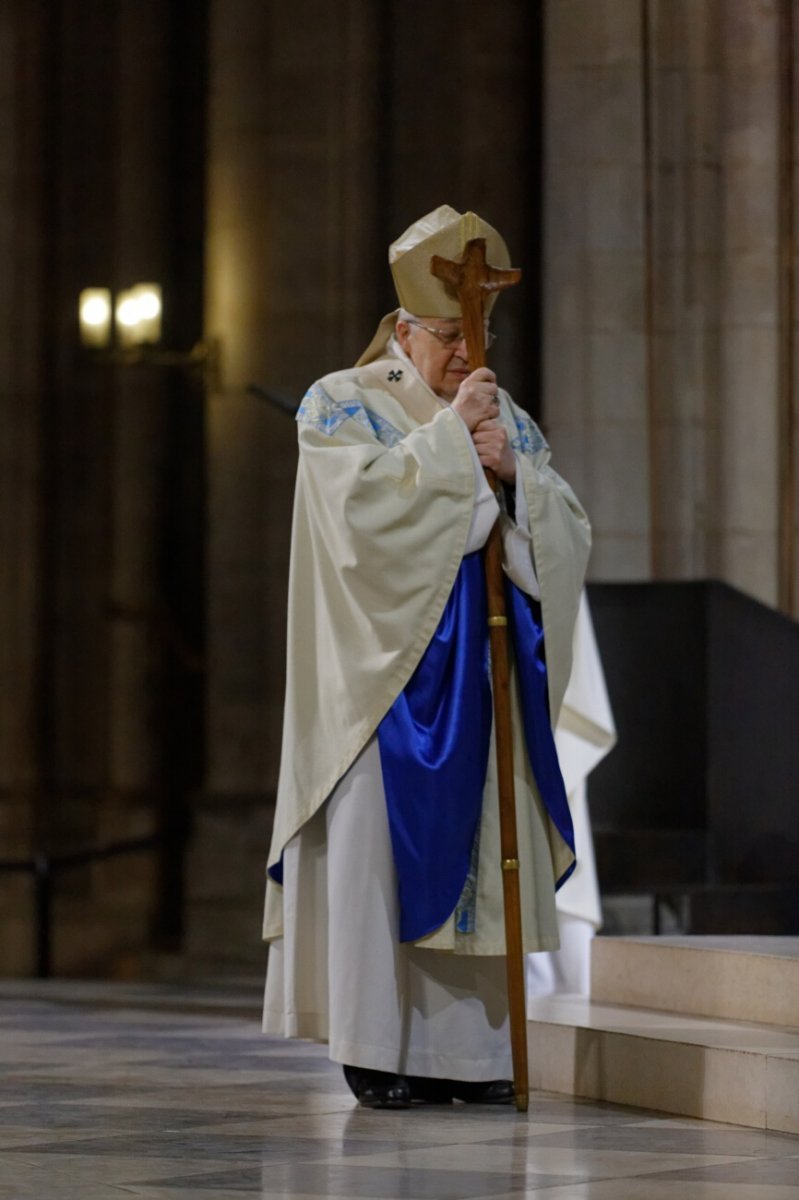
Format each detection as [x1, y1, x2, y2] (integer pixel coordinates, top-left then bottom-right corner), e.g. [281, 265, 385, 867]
[396, 317, 471, 401]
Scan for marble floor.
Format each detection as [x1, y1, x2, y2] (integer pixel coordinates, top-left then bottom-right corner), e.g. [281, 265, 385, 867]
[0, 981, 798, 1199]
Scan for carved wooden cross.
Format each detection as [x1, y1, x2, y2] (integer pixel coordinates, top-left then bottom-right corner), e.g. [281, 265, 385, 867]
[430, 237, 521, 375]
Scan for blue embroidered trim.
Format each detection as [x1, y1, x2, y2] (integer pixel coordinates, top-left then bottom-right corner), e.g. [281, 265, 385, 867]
[454, 826, 481, 935]
[363, 407, 404, 448]
[296, 382, 403, 448]
[296, 382, 362, 436]
[511, 413, 548, 458]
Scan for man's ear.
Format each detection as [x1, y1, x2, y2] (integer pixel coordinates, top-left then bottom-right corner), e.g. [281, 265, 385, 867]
[395, 320, 411, 354]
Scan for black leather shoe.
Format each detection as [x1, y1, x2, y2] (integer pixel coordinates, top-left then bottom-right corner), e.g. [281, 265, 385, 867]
[407, 1076, 454, 1104]
[451, 1078, 515, 1105]
[408, 1076, 515, 1105]
[343, 1065, 411, 1109]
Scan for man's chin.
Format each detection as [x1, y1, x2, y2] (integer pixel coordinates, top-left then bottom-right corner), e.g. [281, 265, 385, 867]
[442, 374, 468, 401]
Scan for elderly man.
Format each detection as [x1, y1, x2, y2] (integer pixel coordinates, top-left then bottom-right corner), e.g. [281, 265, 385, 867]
[263, 206, 591, 1108]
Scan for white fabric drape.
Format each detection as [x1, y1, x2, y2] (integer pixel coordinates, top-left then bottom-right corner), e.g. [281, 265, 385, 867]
[526, 592, 617, 1000]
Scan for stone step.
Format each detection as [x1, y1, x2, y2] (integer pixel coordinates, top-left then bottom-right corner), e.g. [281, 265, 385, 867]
[591, 935, 799, 1027]
[527, 994, 799, 1133]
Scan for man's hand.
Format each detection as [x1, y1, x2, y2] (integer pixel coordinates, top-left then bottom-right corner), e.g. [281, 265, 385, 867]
[472, 419, 516, 483]
[451, 368, 500, 431]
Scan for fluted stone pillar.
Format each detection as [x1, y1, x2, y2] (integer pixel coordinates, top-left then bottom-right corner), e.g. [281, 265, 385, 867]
[387, 1, 540, 402]
[0, 7, 42, 806]
[0, 2, 47, 970]
[544, 0, 795, 610]
[793, 0, 799, 613]
[544, 0, 650, 580]
[716, 0, 780, 605]
[106, 1, 171, 818]
[200, 0, 385, 970]
[647, 0, 724, 580]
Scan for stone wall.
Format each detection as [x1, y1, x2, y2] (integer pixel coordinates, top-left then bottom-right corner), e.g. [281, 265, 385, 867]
[544, 0, 799, 610]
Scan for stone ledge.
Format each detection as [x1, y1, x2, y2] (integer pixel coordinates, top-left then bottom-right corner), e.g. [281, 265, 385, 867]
[591, 935, 799, 1027]
[527, 995, 799, 1133]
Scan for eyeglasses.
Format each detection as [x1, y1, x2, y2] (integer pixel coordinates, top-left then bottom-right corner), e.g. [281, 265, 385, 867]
[405, 319, 496, 350]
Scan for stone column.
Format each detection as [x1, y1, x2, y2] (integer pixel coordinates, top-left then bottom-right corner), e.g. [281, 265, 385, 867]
[716, 0, 781, 606]
[544, 0, 650, 580]
[792, 0, 799, 614]
[0, 1, 48, 971]
[45, 1, 117, 852]
[387, 1, 540, 404]
[199, 0, 384, 971]
[648, 0, 724, 579]
[544, 0, 789, 608]
[106, 0, 171, 831]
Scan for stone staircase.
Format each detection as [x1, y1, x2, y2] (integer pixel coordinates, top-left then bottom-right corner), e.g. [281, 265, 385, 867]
[527, 935, 799, 1133]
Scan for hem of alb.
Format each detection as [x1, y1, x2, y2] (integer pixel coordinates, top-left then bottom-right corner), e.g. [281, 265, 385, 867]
[414, 935, 563, 955]
[262, 1007, 329, 1042]
[328, 1035, 513, 1082]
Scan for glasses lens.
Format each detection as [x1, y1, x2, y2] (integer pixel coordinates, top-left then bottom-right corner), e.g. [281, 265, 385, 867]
[411, 321, 494, 349]
[439, 328, 494, 348]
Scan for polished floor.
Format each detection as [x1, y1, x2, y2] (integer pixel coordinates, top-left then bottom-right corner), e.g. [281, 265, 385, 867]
[0, 980, 798, 1199]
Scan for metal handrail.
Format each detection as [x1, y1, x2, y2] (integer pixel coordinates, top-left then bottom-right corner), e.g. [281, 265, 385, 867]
[0, 835, 162, 978]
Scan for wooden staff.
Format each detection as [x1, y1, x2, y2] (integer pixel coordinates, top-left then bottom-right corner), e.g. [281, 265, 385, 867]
[430, 239, 528, 1113]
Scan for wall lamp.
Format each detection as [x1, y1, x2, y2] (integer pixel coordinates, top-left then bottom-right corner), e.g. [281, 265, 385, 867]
[78, 284, 218, 382]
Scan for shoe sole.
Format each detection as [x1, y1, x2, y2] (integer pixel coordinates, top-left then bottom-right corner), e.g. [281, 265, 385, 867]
[358, 1094, 411, 1110]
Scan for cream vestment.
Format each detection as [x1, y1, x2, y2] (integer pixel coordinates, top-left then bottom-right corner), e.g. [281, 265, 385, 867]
[263, 346, 590, 1077]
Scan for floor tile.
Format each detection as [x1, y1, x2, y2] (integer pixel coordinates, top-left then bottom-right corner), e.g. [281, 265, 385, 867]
[0, 980, 797, 1200]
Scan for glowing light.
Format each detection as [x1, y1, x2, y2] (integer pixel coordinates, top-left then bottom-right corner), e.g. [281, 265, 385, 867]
[81, 296, 110, 326]
[136, 289, 161, 321]
[80, 283, 164, 349]
[131, 283, 162, 344]
[117, 296, 141, 327]
[78, 288, 112, 347]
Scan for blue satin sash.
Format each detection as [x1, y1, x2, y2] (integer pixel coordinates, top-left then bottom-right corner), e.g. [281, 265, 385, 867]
[376, 553, 492, 942]
[378, 554, 574, 943]
[507, 585, 576, 890]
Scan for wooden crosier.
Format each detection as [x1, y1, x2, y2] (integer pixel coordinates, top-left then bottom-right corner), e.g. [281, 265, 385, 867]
[430, 238, 528, 1114]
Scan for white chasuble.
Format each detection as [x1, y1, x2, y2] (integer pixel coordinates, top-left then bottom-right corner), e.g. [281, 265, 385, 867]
[262, 351, 591, 1072]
